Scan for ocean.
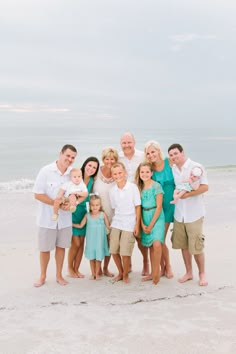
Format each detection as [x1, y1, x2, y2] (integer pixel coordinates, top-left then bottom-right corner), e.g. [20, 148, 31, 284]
[1, 114, 235, 190]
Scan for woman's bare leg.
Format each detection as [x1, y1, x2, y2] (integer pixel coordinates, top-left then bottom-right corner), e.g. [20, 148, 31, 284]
[73, 236, 85, 278]
[160, 223, 173, 279]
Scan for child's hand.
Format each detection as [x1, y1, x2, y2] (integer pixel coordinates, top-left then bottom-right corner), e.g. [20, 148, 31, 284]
[133, 224, 140, 237]
[142, 224, 152, 234]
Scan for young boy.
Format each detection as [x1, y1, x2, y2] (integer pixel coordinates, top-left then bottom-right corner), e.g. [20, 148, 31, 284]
[109, 162, 141, 283]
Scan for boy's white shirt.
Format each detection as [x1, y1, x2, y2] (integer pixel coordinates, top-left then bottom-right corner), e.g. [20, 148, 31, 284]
[109, 181, 141, 232]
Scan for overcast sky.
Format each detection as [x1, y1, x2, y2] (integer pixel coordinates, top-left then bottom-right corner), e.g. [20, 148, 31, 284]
[0, 0, 236, 129]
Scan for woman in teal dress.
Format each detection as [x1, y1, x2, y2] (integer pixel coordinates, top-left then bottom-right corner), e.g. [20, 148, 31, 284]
[68, 156, 100, 278]
[136, 162, 165, 284]
[144, 140, 175, 279]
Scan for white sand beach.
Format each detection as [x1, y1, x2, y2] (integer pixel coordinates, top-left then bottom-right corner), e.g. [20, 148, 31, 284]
[0, 168, 236, 354]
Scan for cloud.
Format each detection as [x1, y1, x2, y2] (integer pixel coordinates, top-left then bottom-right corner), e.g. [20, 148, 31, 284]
[0, 103, 70, 113]
[169, 33, 217, 51]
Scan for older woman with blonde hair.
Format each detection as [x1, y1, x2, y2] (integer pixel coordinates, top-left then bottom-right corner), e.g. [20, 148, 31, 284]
[144, 140, 175, 279]
[93, 147, 119, 277]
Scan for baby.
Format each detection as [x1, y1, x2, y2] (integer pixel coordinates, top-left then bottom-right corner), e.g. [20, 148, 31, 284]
[52, 168, 88, 221]
[170, 166, 203, 204]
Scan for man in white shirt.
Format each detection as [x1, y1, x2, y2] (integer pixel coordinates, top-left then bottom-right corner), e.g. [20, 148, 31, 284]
[118, 132, 149, 276]
[119, 132, 144, 183]
[33, 144, 77, 287]
[168, 143, 208, 286]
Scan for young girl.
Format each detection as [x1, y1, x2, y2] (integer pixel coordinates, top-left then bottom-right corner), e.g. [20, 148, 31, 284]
[73, 195, 110, 280]
[135, 162, 165, 285]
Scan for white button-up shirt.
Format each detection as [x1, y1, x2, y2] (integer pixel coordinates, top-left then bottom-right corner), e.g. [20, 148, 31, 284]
[33, 162, 73, 229]
[172, 158, 208, 223]
[109, 181, 141, 232]
[118, 149, 144, 183]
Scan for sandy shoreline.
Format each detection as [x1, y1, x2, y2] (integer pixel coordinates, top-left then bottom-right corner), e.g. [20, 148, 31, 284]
[0, 169, 236, 353]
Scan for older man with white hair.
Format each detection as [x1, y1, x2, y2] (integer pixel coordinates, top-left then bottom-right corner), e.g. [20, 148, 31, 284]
[118, 132, 149, 276]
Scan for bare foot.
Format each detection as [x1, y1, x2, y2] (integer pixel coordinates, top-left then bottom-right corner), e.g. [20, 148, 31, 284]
[33, 278, 46, 288]
[142, 275, 152, 282]
[152, 277, 160, 285]
[96, 275, 102, 281]
[67, 269, 79, 278]
[89, 275, 96, 280]
[165, 266, 174, 279]
[56, 277, 68, 286]
[178, 273, 193, 283]
[141, 261, 150, 276]
[112, 274, 123, 283]
[75, 271, 85, 279]
[199, 273, 208, 286]
[103, 269, 114, 277]
[123, 276, 131, 284]
[160, 267, 165, 277]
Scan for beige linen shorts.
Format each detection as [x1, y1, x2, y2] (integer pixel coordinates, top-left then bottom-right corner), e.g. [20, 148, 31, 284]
[38, 226, 72, 252]
[171, 217, 205, 255]
[109, 228, 135, 256]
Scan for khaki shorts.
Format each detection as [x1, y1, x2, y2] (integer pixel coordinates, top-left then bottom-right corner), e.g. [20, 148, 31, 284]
[38, 226, 72, 252]
[109, 228, 135, 256]
[171, 218, 205, 255]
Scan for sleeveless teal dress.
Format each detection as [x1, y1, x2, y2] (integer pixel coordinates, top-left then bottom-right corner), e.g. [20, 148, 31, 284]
[141, 182, 165, 247]
[72, 177, 94, 236]
[84, 212, 110, 261]
[152, 158, 175, 223]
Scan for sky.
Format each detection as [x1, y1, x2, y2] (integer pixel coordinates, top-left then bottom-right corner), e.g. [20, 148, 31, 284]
[0, 0, 236, 129]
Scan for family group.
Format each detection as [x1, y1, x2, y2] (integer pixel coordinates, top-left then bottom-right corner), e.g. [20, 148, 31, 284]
[33, 132, 208, 288]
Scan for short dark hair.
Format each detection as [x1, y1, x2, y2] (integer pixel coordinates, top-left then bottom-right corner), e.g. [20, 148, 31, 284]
[81, 156, 100, 179]
[168, 143, 183, 153]
[61, 144, 77, 153]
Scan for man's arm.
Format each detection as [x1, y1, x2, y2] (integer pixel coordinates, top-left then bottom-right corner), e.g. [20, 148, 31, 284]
[34, 193, 70, 210]
[181, 184, 208, 199]
[34, 193, 54, 206]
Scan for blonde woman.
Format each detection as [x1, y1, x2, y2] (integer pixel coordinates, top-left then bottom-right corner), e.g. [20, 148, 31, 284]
[144, 140, 175, 279]
[93, 147, 119, 277]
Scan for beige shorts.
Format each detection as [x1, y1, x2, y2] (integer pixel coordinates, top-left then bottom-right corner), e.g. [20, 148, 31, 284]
[109, 228, 135, 256]
[38, 226, 72, 252]
[171, 217, 205, 255]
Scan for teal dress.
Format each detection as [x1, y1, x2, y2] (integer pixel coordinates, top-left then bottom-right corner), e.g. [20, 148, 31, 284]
[84, 212, 110, 261]
[141, 182, 165, 247]
[152, 158, 175, 223]
[72, 177, 94, 236]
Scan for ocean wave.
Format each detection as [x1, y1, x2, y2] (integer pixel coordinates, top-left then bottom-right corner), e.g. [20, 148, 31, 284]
[0, 179, 35, 192]
[206, 165, 236, 170]
[0, 165, 236, 192]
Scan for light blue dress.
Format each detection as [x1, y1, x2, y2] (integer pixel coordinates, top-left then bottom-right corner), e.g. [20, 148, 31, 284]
[141, 182, 165, 247]
[84, 212, 110, 261]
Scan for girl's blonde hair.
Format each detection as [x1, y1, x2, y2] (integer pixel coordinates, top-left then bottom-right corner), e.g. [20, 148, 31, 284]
[144, 140, 165, 161]
[89, 194, 103, 212]
[101, 147, 119, 162]
[135, 161, 153, 192]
